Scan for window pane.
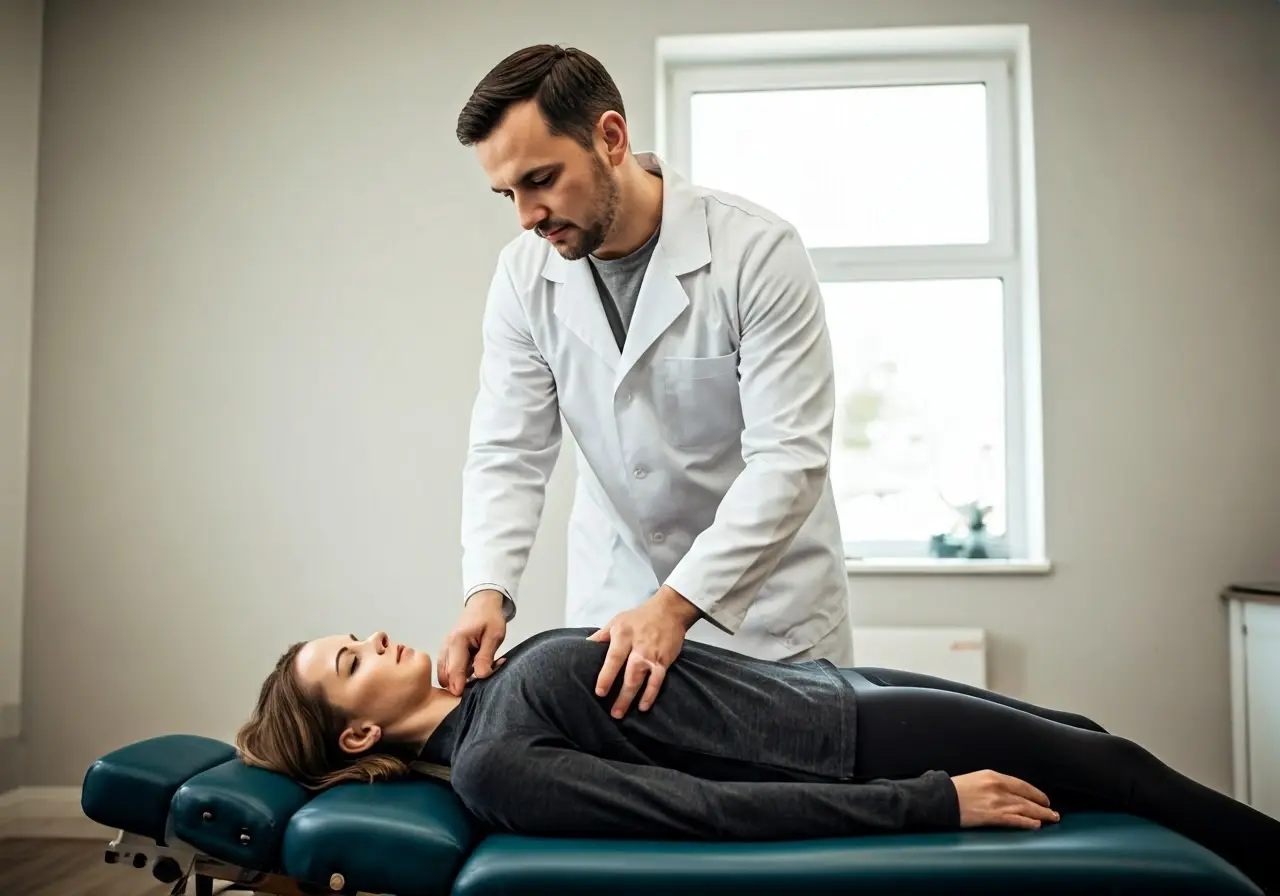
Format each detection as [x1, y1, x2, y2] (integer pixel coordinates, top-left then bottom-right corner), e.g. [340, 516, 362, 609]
[824, 279, 1006, 555]
[689, 83, 990, 248]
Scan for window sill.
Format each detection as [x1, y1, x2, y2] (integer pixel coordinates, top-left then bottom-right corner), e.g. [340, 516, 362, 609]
[845, 557, 1053, 576]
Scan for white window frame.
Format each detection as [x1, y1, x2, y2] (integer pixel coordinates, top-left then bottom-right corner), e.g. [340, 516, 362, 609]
[656, 25, 1049, 574]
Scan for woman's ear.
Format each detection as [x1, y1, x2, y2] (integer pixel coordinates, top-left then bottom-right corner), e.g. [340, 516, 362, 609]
[338, 721, 381, 755]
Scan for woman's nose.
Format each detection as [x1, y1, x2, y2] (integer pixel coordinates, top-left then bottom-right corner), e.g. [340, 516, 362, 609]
[368, 631, 389, 654]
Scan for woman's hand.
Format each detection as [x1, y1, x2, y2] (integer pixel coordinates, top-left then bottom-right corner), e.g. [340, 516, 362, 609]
[951, 770, 1060, 829]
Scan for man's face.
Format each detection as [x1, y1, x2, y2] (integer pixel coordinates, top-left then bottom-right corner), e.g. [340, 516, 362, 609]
[475, 99, 620, 260]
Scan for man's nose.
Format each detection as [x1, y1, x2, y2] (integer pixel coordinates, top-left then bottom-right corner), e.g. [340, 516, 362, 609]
[515, 196, 546, 232]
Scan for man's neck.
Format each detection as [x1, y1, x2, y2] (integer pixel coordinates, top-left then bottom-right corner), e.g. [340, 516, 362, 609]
[593, 157, 664, 260]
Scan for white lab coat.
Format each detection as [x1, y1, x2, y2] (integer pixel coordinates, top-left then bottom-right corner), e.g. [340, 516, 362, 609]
[460, 153, 851, 662]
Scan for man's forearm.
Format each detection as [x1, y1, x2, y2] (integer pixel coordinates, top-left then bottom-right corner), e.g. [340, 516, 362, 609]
[459, 439, 557, 601]
[460, 256, 562, 604]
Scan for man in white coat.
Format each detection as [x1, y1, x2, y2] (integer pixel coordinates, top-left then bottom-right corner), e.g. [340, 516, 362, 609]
[438, 44, 853, 718]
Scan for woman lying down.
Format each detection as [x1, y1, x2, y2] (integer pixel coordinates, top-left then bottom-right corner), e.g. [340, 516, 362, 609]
[236, 626, 1279, 893]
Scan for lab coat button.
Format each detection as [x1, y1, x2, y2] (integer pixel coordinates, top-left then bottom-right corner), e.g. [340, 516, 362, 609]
[633, 468, 647, 479]
[651, 532, 664, 543]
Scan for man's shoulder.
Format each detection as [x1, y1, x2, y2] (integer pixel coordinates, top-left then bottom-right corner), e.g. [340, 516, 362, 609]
[680, 181, 813, 293]
[690, 180, 798, 244]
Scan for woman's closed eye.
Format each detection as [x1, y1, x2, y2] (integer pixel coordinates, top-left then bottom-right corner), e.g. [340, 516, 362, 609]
[336, 634, 360, 677]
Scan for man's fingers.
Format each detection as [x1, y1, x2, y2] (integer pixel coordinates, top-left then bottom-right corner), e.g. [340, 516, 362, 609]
[473, 629, 502, 678]
[446, 661, 467, 695]
[638, 663, 666, 712]
[595, 636, 630, 697]
[611, 657, 649, 719]
[587, 628, 609, 642]
[442, 634, 472, 696]
[436, 640, 455, 692]
[436, 647, 450, 691]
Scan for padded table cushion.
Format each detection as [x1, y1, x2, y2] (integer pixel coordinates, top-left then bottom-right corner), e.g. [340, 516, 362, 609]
[81, 734, 237, 844]
[170, 755, 312, 870]
[81, 735, 1265, 896]
[448, 814, 1264, 896]
[281, 779, 477, 896]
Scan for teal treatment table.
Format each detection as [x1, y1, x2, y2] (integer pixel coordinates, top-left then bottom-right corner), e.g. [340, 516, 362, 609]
[80, 732, 1263, 896]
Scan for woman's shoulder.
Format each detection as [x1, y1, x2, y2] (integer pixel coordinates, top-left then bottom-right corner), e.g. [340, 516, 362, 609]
[463, 628, 605, 729]
[497, 627, 606, 678]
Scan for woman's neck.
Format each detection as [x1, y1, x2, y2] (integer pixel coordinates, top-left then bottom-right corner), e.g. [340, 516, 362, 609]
[390, 687, 462, 750]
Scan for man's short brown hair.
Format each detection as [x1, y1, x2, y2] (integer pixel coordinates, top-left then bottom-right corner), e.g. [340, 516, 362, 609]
[456, 44, 625, 149]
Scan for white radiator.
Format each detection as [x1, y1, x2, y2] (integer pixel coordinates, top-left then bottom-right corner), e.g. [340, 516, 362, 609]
[850, 626, 988, 689]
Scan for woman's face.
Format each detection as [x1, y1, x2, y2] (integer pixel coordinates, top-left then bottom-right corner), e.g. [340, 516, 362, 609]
[294, 631, 435, 754]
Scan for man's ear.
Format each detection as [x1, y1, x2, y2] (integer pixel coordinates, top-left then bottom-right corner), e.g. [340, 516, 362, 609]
[338, 721, 381, 755]
[598, 111, 628, 164]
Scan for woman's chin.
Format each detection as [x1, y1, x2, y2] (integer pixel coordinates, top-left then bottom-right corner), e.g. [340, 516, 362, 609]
[406, 649, 436, 684]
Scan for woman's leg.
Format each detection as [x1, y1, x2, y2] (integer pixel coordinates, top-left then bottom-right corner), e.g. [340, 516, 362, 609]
[851, 680, 1280, 892]
[853, 666, 1108, 733]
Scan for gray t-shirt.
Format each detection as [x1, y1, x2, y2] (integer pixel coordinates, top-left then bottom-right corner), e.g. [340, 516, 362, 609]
[588, 224, 660, 346]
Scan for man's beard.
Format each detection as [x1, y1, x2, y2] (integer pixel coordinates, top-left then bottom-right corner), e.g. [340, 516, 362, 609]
[538, 155, 620, 261]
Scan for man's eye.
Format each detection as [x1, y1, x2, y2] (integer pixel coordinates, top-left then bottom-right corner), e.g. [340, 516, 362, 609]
[531, 174, 553, 187]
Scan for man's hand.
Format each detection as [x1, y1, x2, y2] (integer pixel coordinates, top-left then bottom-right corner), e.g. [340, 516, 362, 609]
[951, 770, 1059, 830]
[587, 585, 702, 718]
[437, 590, 508, 696]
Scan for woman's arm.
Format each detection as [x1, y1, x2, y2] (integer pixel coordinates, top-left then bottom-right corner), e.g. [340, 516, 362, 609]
[450, 738, 960, 840]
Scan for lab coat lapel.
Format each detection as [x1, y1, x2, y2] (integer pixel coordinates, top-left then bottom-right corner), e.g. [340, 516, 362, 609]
[615, 245, 687, 385]
[614, 154, 711, 387]
[546, 250, 619, 372]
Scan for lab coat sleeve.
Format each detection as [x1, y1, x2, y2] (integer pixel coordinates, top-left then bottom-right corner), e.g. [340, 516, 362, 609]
[663, 222, 836, 634]
[459, 254, 562, 610]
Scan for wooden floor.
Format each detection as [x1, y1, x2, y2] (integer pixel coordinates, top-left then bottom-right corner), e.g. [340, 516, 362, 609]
[0, 838, 182, 895]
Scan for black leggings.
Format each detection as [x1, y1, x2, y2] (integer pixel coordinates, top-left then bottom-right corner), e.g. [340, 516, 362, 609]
[850, 668, 1280, 893]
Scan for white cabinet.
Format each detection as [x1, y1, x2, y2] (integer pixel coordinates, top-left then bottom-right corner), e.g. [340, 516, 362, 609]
[1227, 586, 1280, 820]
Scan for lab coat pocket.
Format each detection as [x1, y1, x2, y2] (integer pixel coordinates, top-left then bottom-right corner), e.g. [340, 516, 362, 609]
[660, 352, 744, 448]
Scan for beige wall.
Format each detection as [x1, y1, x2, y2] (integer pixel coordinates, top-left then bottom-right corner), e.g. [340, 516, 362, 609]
[0, 0, 42, 794]
[19, 0, 1280, 791]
